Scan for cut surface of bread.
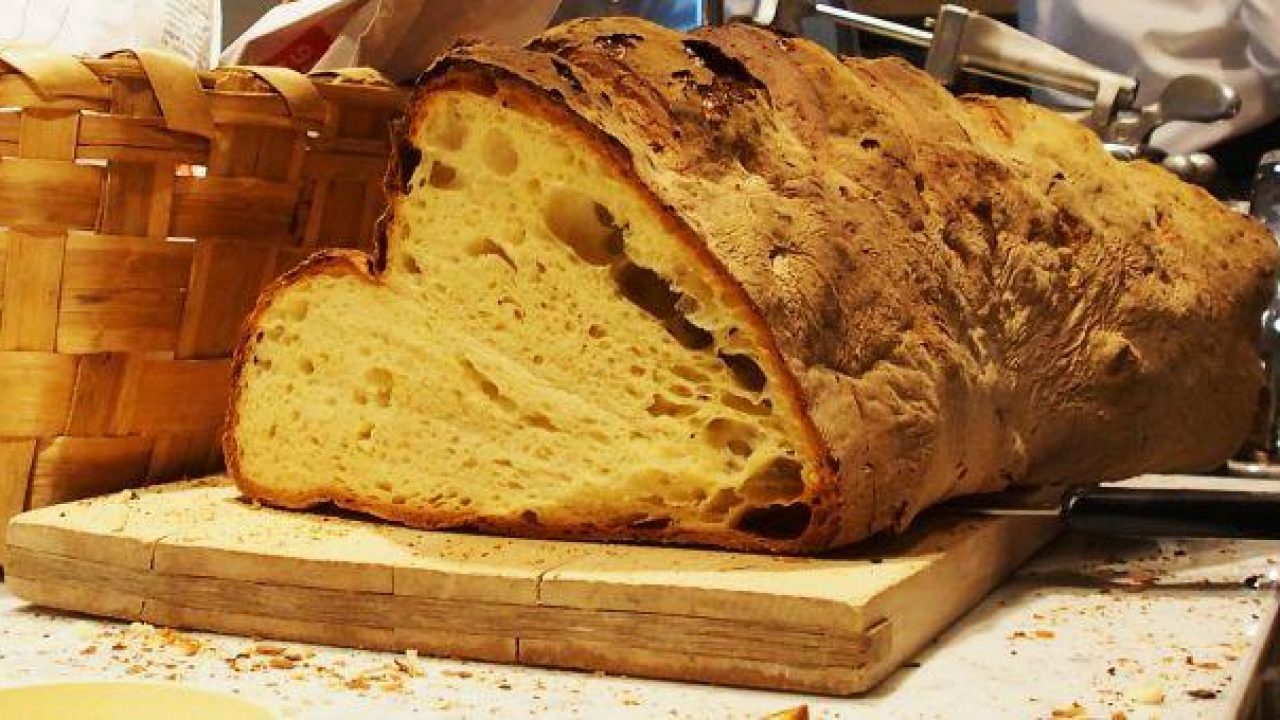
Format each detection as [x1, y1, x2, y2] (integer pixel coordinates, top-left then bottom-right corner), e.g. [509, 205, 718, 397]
[228, 18, 1278, 553]
[230, 80, 837, 551]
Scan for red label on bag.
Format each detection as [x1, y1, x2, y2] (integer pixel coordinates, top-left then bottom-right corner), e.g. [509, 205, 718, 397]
[260, 24, 337, 72]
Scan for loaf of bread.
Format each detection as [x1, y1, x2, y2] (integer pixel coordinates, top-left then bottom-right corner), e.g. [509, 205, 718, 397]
[225, 18, 1278, 553]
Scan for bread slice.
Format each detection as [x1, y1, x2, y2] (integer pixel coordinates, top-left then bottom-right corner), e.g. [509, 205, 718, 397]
[227, 69, 840, 552]
[226, 18, 1278, 553]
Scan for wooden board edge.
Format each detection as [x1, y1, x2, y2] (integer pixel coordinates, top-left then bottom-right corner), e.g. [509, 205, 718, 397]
[855, 516, 1060, 690]
[7, 545, 875, 692]
[519, 637, 867, 696]
[7, 506, 160, 570]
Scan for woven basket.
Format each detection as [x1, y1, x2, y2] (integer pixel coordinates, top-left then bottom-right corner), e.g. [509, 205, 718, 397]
[0, 46, 406, 545]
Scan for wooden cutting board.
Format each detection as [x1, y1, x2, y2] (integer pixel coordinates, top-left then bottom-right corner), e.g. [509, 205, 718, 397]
[3, 477, 1058, 695]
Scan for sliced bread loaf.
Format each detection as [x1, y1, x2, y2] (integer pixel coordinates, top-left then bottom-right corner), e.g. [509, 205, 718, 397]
[226, 18, 1278, 553]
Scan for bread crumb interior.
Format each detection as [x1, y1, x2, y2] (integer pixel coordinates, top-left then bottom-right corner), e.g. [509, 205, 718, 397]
[234, 91, 818, 540]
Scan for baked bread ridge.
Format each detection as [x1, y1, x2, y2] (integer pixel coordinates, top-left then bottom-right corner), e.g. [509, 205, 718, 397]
[228, 17, 1278, 553]
[441, 18, 1277, 525]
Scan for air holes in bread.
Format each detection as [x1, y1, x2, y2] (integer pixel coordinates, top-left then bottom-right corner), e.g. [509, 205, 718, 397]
[647, 394, 697, 418]
[398, 253, 422, 274]
[733, 502, 812, 539]
[701, 487, 743, 520]
[671, 365, 709, 383]
[723, 392, 772, 416]
[631, 516, 672, 530]
[396, 142, 422, 193]
[705, 417, 756, 457]
[462, 359, 517, 412]
[481, 130, 519, 175]
[741, 457, 804, 503]
[429, 161, 461, 189]
[524, 411, 559, 432]
[611, 261, 713, 350]
[544, 188, 623, 265]
[364, 367, 393, 407]
[425, 109, 468, 151]
[720, 353, 766, 393]
[466, 238, 517, 272]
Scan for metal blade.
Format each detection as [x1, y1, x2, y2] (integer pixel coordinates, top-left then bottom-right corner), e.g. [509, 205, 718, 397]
[811, 3, 933, 47]
[942, 484, 1070, 519]
[957, 506, 1061, 518]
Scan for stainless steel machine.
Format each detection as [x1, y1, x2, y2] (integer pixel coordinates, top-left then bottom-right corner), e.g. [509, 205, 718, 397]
[705, 0, 1242, 184]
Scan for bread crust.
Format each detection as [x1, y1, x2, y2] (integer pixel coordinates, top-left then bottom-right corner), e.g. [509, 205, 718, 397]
[228, 18, 1278, 553]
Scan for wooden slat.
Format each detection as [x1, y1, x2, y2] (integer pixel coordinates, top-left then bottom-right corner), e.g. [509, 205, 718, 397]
[77, 113, 208, 155]
[0, 110, 20, 145]
[145, 599, 399, 653]
[176, 239, 277, 358]
[298, 181, 329, 249]
[518, 638, 867, 695]
[61, 232, 194, 287]
[17, 107, 80, 160]
[0, 233, 8, 317]
[208, 126, 305, 182]
[27, 436, 154, 508]
[57, 288, 186, 353]
[208, 92, 294, 128]
[99, 162, 159, 237]
[0, 76, 109, 112]
[168, 177, 297, 240]
[148, 431, 222, 480]
[0, 157, 102, 230]
[65, 353, 129, 436]
[145, 162, 176, 238]
[108, 75, 162, 121]
[316, 83, 406, 112]
[0, 440, 37, 564]
[0, 230, 67, 350]
[302, 151, 388, 183]
[0, 351, 77, 435]
[56, 232, 194, 353]
[111, 357, 232, 433]
[316, 178, 369, 246]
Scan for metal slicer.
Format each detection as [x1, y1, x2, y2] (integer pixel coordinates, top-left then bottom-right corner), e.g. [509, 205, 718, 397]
[709, 1, 1241, 183]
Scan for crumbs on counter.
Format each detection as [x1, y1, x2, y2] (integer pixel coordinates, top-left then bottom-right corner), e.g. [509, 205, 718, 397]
[1050, 701, 1088, 717]
[1008, 629, 1057, 640]
[70, 622, 436, 696]
[762, 705, 809, 720]
[1124, 682, 1165, 705]
[1187, 688, 1219, 700]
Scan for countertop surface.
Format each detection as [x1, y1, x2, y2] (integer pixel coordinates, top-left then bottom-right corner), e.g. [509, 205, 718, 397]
[2, 482, 1279, 719]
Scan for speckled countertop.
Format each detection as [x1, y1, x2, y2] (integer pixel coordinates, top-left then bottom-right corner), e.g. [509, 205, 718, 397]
[2, 491, 1278, 719]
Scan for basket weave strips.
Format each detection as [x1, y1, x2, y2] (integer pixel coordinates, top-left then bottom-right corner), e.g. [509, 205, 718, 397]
[0, 46, 405, 549]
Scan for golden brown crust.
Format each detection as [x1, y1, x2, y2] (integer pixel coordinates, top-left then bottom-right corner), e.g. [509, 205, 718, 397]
[229, 18, 1278, 553]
